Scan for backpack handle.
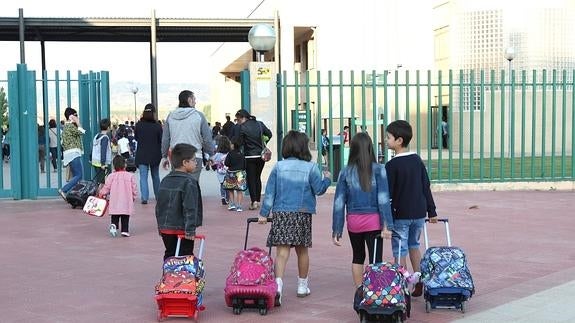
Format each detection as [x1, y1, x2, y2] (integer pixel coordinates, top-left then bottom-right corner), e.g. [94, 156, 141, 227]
[246, 217, 273, 255]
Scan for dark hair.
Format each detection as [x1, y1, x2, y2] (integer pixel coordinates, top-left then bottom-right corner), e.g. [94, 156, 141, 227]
[142, 103, 156, 122]
[348, 132, 376, 192]
[64, 107, 77, 120]
[113, 155, 126, 171]
[178, 90, 194, 107]
[386, 120, 412, 147]
[49, 119, 57, 128]
[230, 135, 243, 151]
[226, 115, 231, 121]
[281, 130, 312, 161]
[235, 109, 251, 119]
[170, 143, 197, 168]
[216, 135, 231, 153]
[99, 118, 111, 131]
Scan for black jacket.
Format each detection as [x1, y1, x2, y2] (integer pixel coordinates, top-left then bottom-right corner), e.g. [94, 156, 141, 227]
[237, 118, 272, 158]
[135, 120, 163, 166]
[155, 171, 203, 236]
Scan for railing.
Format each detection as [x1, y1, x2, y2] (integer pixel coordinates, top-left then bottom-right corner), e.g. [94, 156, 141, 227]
[277, 69, 575, 183]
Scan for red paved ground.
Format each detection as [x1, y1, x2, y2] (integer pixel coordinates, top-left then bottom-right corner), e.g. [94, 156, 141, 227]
[1, 189, 574, 322]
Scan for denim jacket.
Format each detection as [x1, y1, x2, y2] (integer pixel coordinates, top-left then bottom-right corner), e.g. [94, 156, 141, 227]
[332, 163, 394, 238]
[260, 158, 331, 216]
[155, 171, 203, 237]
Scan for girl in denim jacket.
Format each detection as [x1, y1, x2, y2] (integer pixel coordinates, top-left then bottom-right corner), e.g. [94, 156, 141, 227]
[331, 132, 394, 288]
[257, 130, 331, 305]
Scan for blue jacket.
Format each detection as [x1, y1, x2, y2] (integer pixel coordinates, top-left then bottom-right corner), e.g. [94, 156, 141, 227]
[260, 158, 331, 216]
[332, 163, 394, 238]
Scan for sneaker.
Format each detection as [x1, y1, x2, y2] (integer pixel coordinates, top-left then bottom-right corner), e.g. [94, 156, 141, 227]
[236, 207, 243, 212]
[227, 204, 236, 211]
[297, 277, 311, 297]
[275, 277, 283, 306]
[141, 200, 148, 205]
[221, 198, 227, 205]
[121, 232, 130, 237]
[109, 224, 118, 237]
[58, 189, 67, 201]
[412, 281, 424, 297]
[248, 201, 260, 210]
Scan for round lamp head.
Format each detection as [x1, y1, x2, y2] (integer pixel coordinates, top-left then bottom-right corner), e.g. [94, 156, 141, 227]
[504, 47, 515, 61]
[248, 24, 276, 52]
[131, 85, 139, 94]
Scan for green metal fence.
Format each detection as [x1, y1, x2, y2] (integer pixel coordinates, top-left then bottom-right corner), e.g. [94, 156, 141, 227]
[1, 64, 110, 199]
[277, 69, 575, 183]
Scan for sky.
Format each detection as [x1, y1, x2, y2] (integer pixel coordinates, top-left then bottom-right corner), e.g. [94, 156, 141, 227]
[0, 0, 271, 83]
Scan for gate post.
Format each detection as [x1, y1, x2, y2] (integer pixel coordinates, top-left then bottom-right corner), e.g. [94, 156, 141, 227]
[7, 64, 38, 199]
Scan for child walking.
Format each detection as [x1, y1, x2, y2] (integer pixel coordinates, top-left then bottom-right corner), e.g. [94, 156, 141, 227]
[385, 120, 438, 297]
[91, 118, 112, 184]
[99, 155, 138, 237]
[211, 135, 231, 206]
[257, 130, 332, 305]
[331, 132, 395, 288]
[224, 136, 247, 212]
[155, 143, 203, 260]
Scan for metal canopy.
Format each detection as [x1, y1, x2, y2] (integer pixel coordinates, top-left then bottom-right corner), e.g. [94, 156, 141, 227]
[0, 17, 274, 42]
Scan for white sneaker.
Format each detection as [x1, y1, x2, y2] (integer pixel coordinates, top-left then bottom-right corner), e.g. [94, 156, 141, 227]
[275, 277, 283, 306]
[227, 204, 236, 211]
[297, 277, 310, 297]
[109, 224, 117, 237]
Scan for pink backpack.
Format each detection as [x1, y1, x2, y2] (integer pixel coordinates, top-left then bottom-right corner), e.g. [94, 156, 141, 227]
[226, 247, 274, 286]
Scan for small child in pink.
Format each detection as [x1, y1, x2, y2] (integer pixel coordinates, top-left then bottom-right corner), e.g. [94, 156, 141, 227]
[99, 155, 138, 237]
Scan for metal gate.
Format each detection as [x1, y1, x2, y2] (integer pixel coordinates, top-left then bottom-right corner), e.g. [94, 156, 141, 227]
[1, 64, 109, 199]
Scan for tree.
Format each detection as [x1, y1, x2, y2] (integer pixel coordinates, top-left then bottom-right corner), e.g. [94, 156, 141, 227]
[0, 87, 7, 128]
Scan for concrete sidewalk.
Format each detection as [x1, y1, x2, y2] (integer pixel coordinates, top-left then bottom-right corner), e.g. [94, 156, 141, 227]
[0, 170, 574, 322]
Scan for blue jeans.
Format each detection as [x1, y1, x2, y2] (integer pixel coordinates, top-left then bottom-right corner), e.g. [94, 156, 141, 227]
[138, 163, 160, 201]
[61, 156, 84, 193]
[391, 218, 425, 259]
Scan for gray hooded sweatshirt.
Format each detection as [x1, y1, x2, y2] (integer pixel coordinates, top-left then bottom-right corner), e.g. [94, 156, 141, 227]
[161, 107, 215, 159]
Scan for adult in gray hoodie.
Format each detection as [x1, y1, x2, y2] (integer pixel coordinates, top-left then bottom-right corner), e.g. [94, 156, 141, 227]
[161, 90, 215, 181]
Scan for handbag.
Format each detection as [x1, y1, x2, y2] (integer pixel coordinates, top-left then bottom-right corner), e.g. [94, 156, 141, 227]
[83, 195, 108, 217]
[222, 170, 247, 191]
[258, 122, 272, 162]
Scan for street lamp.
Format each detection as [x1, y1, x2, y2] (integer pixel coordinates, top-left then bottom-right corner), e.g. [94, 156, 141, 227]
[248, 24, 276, 62]
[131, 85, 138, 122]
[504, 47, 515, 158]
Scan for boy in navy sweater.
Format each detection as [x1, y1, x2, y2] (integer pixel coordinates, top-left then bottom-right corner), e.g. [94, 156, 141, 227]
[385, 120, 437, 297]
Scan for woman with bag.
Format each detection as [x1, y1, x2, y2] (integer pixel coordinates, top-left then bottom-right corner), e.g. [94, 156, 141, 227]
[224, 136, 247, 212]
[234, 109, 272, 210]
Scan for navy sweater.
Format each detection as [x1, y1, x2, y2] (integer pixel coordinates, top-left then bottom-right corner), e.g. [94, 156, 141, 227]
[385, 152, 437, 220]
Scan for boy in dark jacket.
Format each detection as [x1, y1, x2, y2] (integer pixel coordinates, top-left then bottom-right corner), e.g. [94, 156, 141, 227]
[155, 143, 203, 260]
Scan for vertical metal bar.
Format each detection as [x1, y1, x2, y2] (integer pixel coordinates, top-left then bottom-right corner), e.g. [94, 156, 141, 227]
[55, 71, 62, 186]
[304, 71, 310, 138]
[383, 71, 389, 162]
[489, 70, 495, 180]
[469, 70, 475, 180]
[541, 70, 547, 177]
[316, 70, 323, 169]
[361, 71, 366, 136]
[458, 70, 464, 180]
[448, 70, 454, 180]
[328, 71, 334, 172]
[437, 70, 443, 180]
[371, 70, 378, 154]
[510, 69, 516, 179]
[427, 70, 432, 167]
[560, 70, 567, 178]
[520, 70, 526, 178]
[416, 70, 421, 157]
[339, 71, 344, 169]
[276, 72, 284, 160]
[42, 70, 50, 188]
[551, 69, 557, 178]
[405, 70, 410, 124]
[282, 71, 288, 137]
[351, 71, 356, 138]
[500, 70, 506, 180]
[394, 70, 399, 119]
[531, 70, 537, 178]
[294, 71, 300, 131]
[66, 70, 72, 108]
[571, 70, 575, 178]
[479, 70, 485, 181]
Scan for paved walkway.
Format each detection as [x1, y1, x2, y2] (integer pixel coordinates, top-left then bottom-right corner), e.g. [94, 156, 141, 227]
[1, 170, 574, 322]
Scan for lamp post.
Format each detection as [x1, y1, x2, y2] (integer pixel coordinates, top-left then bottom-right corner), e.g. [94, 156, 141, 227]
[248, 24, 276, 62]
[504, 47, 515, 158]
[131, 85, 138, 123]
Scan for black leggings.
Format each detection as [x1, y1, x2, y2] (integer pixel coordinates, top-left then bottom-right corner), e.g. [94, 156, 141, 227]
[245, 157, 265, 203]
[111, 214, 130, 233]
[161, 234, 195, 261]
[348, 230, 383, 264]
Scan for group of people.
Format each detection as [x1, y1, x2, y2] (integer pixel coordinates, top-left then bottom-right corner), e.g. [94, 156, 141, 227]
[53, 90, 437, 311]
